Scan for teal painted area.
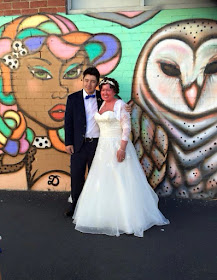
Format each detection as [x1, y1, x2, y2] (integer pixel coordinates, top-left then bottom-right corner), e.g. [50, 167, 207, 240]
[26, 128, 35, 144]
[0, 117, 11, 137]
[0, 16, 16, 27]
[85, 43, 103, 62]
[58, 128, 65, 142]
[63, 63, 79, 75]
[4, 119, 16, 129]
[0, 78, 15, 105]
[17, 28, 47, 39]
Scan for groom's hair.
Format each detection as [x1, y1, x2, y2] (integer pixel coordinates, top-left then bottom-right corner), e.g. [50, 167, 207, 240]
[83, 67, 100, 82]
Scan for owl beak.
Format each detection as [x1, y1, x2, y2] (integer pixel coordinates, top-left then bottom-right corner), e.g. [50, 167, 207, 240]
[183, 83, 200, 110]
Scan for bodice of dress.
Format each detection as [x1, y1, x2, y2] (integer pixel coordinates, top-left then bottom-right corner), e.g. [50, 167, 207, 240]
[94, 100, 131, 141]
[95, 111, 122, 138]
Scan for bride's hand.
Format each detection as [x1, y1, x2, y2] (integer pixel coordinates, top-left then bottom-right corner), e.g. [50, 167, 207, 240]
[117, 149, 125, 162]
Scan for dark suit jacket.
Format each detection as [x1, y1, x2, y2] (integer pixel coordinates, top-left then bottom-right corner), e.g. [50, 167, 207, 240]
[64, 90, 103, 153]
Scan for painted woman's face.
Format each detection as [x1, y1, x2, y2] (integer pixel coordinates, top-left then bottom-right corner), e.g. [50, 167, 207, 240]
[12, 45, 87, 128]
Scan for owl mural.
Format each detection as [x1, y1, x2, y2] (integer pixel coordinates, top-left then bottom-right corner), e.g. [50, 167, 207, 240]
[131, 19, 217, 199]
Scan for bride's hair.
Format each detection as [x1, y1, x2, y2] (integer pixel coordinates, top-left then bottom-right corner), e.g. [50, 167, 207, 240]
[99, 77, 119, 94]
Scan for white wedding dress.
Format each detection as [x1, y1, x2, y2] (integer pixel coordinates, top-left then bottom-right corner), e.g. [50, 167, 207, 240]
[73, 100, 169, 237]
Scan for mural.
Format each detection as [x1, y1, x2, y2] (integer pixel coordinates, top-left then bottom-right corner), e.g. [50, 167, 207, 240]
[131, 19, 217, 199]
[87, 10, 160, 28]
[0, 8, 216, 199]
[0, 13, 121, 191]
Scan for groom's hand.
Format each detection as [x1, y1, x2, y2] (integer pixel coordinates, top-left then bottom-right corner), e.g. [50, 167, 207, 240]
[65, 145, 74, 155]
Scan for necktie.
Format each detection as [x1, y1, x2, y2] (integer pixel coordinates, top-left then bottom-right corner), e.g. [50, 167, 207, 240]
[85, 94, 95, 99]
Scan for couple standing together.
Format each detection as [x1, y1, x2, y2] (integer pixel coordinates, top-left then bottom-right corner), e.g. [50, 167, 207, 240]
[64, 67, 169, 237]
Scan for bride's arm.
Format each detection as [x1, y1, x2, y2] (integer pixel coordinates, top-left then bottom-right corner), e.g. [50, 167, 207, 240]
[116, 102, 131, 162]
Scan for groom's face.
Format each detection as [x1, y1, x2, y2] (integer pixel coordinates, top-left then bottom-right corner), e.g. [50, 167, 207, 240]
[83, 74, 98, 94]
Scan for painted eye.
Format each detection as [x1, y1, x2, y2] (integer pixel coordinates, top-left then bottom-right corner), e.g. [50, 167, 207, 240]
[160, 62, 181, 77]
[63, 64, 82, 79]
[204, 61, 217, 75]
[29, 66, 52, 80]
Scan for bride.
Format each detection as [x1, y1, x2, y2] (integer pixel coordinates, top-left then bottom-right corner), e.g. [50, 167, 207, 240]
[73, 77, 169, 237]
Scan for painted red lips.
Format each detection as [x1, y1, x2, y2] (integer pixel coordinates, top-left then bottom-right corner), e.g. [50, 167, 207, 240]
[48, 104, 66, 121]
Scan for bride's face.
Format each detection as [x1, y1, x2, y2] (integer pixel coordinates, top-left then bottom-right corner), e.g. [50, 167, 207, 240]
[100, 84, 116, 102]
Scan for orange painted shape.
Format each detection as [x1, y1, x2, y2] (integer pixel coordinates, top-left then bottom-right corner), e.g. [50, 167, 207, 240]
[2, 17, 24, 39]
[62, 32, 91, 45]
[1, 63, 12, 94]
[48, 130, 66, 152]
[184, 83, 198, 110]
[11, 112, 26, 139]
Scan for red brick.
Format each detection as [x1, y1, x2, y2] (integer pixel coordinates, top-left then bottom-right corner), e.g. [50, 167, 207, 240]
[0, 10, 4, 16]
[48, 0, 65, 7]
[2, 0, 20, 3]
[39, 7, 57, 13]
[0, 3, 11, 9]
[21, 8, 39, 15]
[3, 0, 20, 2]
[12, 1, 29, 9]
[4, 9, 21, 16]
[30, 0, 47, 8]
[56, 6, 66, 13]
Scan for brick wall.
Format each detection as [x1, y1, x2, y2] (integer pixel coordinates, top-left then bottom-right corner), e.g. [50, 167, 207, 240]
[0, 0, 66, 16]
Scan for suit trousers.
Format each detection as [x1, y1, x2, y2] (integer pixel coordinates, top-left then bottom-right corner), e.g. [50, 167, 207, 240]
[70, 138, 98, 209]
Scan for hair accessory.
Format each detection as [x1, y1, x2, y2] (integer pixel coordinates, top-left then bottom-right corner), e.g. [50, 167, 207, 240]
[99, 79, 115, 86]
[2, 40, 28, 70]
[33, 136, 51, 149]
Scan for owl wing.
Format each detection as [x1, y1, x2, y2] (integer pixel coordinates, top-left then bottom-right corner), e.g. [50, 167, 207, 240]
[131, 101, 168, 189]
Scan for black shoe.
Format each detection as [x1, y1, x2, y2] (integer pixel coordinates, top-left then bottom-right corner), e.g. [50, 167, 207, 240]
[64, 210, 74, 217]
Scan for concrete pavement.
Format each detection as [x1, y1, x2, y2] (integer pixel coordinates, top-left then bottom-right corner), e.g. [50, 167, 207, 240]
[0, 190, 216, 280]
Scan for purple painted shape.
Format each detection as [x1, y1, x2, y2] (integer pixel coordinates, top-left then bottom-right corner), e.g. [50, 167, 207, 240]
[3, 140, 19, 156]
[24, 37, 46, 53]
[89, 34, 118, 63]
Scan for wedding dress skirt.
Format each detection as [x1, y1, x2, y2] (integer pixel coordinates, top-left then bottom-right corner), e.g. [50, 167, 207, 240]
[73, 110, 169, 237]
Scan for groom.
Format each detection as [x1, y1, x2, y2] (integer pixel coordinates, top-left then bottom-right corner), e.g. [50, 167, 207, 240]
[64, 67, 103, 217]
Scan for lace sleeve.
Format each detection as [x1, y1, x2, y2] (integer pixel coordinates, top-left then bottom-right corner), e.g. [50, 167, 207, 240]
[119, 102, 131, 141]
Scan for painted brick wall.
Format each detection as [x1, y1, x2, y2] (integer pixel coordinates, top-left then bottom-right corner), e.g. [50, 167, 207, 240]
[0, 5, 217, 199]
[0, 0, 66, 16]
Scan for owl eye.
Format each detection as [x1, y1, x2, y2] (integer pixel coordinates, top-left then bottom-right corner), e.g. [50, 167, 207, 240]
[160, 63, 181, 77]
[204, 61, 217, 75]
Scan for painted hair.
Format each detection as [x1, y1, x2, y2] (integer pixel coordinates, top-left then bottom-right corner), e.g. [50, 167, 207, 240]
[0, 13, 121, 155]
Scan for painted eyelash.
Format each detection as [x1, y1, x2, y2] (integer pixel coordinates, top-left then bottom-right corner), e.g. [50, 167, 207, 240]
[29, 65, 52, 74]
[28, 66, 52, 79]
[63, 63, 81, 75]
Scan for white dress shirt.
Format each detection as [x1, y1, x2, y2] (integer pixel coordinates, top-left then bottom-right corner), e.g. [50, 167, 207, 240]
[83, 89, 100, 138]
